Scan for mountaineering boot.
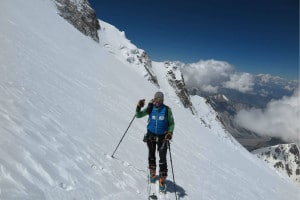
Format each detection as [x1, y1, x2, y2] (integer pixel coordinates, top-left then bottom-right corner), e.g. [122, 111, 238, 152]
[159, 177, 166, 192]
[149, 165, 156, 183]
[150, 173, 156, 183]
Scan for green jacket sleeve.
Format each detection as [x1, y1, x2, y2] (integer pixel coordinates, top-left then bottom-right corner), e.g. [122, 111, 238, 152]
[135, 106, 149, 118]
[167, 108, 175, 133]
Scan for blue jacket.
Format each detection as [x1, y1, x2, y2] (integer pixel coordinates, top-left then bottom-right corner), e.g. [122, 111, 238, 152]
[147, 105, 168, 135]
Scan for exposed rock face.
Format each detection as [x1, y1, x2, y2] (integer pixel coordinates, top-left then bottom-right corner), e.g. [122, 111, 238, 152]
[164, 61, 195, 114]
[54, 0, 100, 42]
[119, 46, 158, 87]
[252, 143, 300, 186]
[137, 51, 159, 86]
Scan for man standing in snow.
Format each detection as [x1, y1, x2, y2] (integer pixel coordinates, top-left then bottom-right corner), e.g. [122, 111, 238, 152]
[136, 91, 175, 191]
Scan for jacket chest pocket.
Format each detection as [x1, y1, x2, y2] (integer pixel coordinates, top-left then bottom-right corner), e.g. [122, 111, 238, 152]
[158, 116, 165, 120]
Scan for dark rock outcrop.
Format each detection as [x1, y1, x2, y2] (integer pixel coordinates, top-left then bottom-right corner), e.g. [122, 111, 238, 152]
[138, 51, 159, 87]
[164, 61, 195, 114]
[252, 143, 300, 186]
[54, 0, 100, 42]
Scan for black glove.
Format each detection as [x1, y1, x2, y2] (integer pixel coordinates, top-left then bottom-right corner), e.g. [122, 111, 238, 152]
[143, 133, 149, 143]
[136, 99, 145, 111]
[137, 99, 145, 107]
[164, 132, 172, 141]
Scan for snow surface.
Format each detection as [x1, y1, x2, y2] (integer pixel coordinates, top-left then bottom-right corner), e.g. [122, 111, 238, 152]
[0, 0, 299, 199]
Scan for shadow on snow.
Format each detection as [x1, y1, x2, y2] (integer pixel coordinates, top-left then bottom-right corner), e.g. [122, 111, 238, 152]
[165, 179, 187, 198]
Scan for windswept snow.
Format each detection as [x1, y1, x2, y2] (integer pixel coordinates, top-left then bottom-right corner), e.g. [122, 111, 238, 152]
[0, 0, 298, 199]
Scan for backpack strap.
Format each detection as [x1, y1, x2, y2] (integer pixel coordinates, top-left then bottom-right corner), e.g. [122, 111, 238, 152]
[147, 102, 153, 114]
[164, 105, 170, 128]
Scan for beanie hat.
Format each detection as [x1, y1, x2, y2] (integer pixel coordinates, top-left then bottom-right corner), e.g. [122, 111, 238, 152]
[154, 91, 164, 101]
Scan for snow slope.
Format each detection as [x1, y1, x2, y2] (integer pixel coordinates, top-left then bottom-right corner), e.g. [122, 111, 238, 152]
[0, 0, 298, 199]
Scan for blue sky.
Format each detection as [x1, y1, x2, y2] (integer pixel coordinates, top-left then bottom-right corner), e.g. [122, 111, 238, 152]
[89, 0, 299, 80]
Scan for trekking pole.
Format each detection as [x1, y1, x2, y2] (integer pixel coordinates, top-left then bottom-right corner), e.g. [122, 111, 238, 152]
[167, 141, 178, 200]
[111, 115, 136, 158]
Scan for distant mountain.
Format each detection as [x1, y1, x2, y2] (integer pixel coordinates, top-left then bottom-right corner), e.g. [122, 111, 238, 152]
[185, 73, 298, 150]
[192, 73, 297, 109]
[203, 93, 288, 150]
[252, 143, 300, 186]
[219, 74, 297, 108]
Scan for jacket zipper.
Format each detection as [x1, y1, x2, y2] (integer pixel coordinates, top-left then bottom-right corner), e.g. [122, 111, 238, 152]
[155, 108, 158, 133]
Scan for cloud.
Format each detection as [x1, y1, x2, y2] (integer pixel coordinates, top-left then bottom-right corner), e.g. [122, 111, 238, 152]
[234, 87, 300, 144]
[180, 59, 254, 93]
[223, 73, 254, 93]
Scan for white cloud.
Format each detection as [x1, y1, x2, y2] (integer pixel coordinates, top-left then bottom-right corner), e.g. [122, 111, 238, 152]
[223, 73, 254, 93]
[180, 59, 254, 93]
[257, 74, 272, 83]
[234, 88, 300, 144]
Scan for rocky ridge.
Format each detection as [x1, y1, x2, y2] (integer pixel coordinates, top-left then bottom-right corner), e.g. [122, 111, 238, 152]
[53, 0, 157, 87]
[54, 0, 100, 42]
[252, 143, 300, 186]
[139, 51, 159, 86]
[164, 61, 195, 114]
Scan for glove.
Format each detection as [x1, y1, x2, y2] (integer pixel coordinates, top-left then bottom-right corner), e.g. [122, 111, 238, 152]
[164, 132, 172, 141]
[137, 99, 145, 108]
[136, 99, 145, 112]
[143, 133, 149, 143]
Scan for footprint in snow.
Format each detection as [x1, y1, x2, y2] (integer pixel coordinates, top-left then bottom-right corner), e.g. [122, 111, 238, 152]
[59, 182, 73, 191]
[91, 164, 104, 171]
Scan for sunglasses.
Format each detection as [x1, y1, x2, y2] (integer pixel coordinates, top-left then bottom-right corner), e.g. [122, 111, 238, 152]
[154, 97, 162, 102]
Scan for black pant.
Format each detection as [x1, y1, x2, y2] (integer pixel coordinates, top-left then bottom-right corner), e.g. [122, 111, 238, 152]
[146, 132, 168, 177]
